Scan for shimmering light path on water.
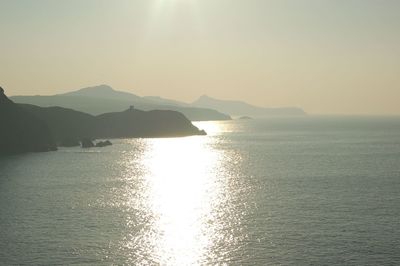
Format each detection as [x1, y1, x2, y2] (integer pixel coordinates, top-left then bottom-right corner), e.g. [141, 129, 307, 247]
[119, 135, 245, 265]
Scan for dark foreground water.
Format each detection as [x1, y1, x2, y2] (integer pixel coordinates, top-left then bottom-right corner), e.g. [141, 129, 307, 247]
[1, 116, 400, 265]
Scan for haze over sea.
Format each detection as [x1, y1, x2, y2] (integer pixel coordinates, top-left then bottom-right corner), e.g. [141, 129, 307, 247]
[1, 116, 400, 265]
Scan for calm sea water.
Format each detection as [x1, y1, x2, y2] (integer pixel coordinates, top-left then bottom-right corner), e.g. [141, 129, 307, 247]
[1, 116, 400, 265]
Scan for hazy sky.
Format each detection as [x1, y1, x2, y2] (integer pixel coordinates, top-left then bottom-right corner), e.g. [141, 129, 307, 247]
[1, 0, 400, 114]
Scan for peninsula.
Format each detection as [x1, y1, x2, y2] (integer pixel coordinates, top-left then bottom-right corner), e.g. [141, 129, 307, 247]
[1, 88, 206, 155]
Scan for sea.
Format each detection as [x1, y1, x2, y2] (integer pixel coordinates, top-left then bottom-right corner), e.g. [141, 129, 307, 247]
[1, 116, 400, 265]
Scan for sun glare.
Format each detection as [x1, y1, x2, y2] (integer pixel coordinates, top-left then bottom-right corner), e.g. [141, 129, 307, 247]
[120, 132, 229, 264]
[144, 137, 221, 264]
[147, 0, 202, 34]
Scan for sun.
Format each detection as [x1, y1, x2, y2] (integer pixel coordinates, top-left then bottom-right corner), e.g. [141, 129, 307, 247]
[144, 0, 202, 37]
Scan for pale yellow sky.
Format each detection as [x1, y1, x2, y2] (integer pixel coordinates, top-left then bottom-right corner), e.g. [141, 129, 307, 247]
[1, 0, 400, 114]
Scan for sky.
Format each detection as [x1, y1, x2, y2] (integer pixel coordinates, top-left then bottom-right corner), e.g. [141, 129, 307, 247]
[1, 0, 400, 115]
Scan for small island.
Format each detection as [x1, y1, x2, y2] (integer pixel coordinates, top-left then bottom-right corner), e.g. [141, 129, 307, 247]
[95, 140, 112, 147]
[239, 116, 252, 120]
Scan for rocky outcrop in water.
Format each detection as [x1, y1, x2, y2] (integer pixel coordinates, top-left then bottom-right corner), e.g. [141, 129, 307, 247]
[81, 138, 94, 148]
[59, 137, 81, 147]
[95, 140, 112, 147]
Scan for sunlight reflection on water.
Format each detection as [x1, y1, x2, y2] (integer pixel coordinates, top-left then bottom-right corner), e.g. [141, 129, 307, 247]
[118, 125, 242, 265]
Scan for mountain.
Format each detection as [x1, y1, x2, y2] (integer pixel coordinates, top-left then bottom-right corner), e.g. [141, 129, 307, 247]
[62, 84, 142, 101]
[19, 104, 205, 145]
[10, 85, 305, 120]
[142, 96, 190, 107]
[19, 104, 96, 144]
[0, 87, 57, 155]
[11, 85, 231, 121]
[192, 95, 306, 116]
[95, 108, 204, 138]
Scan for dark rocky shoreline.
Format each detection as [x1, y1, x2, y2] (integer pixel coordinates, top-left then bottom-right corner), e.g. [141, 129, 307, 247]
[0, 87, 206, 156]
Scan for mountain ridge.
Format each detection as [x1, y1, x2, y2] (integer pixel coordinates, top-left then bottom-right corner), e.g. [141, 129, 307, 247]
[11, 85, 231, 121]
[11, 84, 306, 118]
[192, 94, 306, 116]
[61, 84, 143, 101]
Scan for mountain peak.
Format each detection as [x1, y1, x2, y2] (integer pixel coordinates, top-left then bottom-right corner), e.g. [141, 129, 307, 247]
[199, 94, 211, 99]
[95, 84, 113, 90]
[61, 85, 116, 97]
[79, 84, 114, 92]
[0, 86, 13, 104]
[55, 85, 145, 104]
[196, 94, 214, 102]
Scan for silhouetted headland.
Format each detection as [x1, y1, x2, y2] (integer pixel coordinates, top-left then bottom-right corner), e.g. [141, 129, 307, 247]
[0, 87, 57, 155]
[1, 88, 206, 155]
[95, 106, 206, 138]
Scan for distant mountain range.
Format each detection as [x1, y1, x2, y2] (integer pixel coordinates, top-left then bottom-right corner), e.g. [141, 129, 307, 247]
[192, 95, 306, 116]
[10, 85, 306, 120]
[11, 85, 231, 121]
